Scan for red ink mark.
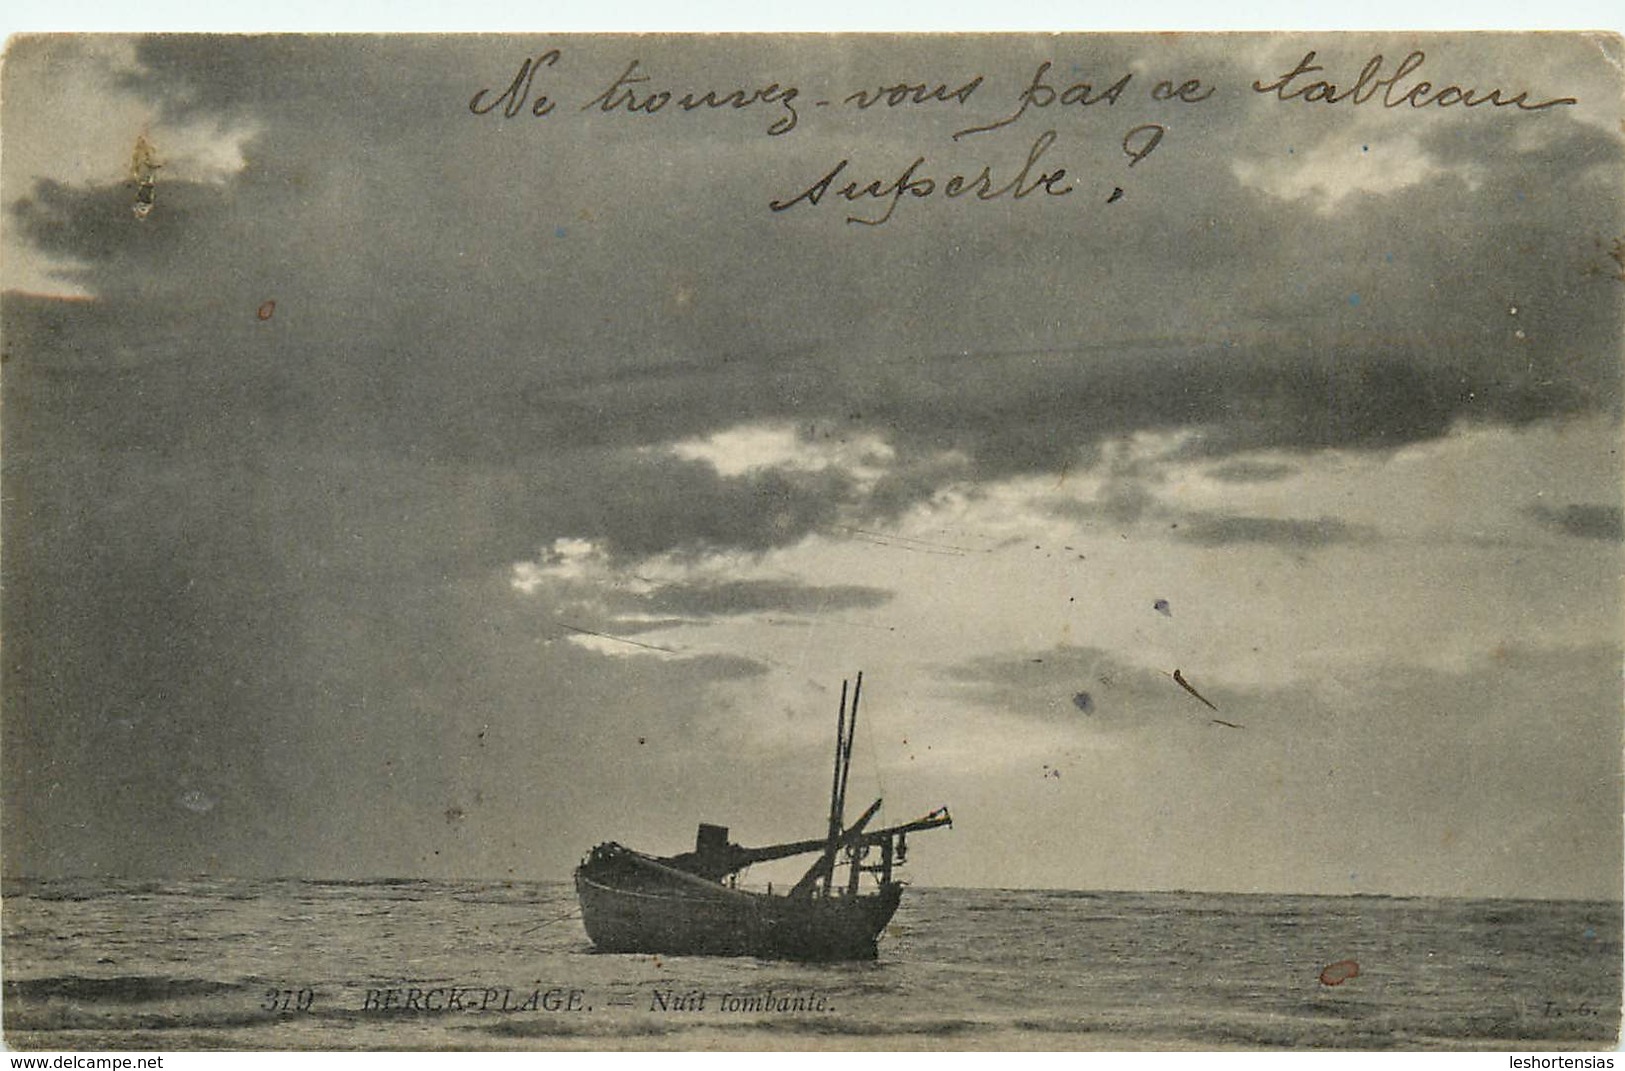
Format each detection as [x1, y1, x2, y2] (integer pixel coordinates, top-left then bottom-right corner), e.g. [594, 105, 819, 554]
[1319, 960, 1360, 986]
[257, 300, 277, 321]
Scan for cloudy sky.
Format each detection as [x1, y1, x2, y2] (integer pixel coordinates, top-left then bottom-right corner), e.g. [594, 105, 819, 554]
[3, 33, 1620, 898]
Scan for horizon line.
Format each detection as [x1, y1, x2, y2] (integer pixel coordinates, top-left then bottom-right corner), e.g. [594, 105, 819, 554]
[3, 872, 1619, 904]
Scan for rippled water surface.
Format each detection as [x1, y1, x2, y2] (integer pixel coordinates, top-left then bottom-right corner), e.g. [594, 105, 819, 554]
[2, 878, 1619, 1050]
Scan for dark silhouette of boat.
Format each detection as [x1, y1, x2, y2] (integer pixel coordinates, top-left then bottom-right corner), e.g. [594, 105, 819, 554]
[575, 673, 951, 960]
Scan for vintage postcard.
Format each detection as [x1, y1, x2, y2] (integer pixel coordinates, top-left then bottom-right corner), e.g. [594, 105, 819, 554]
[2, 32, 1621, 1053]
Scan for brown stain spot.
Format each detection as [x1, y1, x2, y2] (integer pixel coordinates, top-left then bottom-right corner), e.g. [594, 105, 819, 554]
[1582, 236, 1625, 283]
[257, 300, 277, 321]
[1319, 959, 1360, 986]
[130, 133, 160, 180]
[129, 133, 161, 220]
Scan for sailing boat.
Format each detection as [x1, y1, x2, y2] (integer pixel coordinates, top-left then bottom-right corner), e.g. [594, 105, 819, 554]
[574, 673, 951, 960]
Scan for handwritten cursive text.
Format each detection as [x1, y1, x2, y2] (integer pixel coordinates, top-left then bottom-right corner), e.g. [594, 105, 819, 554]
[770, 130, 1072, 226]
[1253, 50, 1577, 110]
[582, 59, 802, 135]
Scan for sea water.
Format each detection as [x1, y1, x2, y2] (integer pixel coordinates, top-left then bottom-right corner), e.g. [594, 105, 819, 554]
[2, 878, 1619, 1050]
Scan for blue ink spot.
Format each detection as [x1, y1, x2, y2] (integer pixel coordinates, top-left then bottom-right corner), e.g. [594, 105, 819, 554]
[1073, 692, 1095, 714]
[1362, 145, 1369, 152]
[1584, 927, 1598, 940]
[1515, 191, 1526, 201]
[1348, 293, 1361, 307]
[1384, 253, 1393, 263]
[555, 227, 568, 238]
[1287, 147, 1294, 154]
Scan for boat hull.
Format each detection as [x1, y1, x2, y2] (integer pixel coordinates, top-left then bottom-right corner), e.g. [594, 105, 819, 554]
[575, 862, 903, 960]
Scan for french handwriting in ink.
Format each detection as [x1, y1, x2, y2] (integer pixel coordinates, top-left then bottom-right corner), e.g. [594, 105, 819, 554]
[1253, 50, 1577, 110]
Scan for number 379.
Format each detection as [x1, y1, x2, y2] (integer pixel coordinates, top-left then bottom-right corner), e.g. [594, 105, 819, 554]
[263, 987, 317, 1012]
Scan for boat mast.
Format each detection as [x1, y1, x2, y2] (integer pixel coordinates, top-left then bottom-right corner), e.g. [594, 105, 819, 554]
[822, 678, 849, 898]
[837, 673, 860, 836]
[840, 673, 864, 896]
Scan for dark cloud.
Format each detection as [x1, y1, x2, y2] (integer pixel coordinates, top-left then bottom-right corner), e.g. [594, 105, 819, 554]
[1044, 480, 1162, 526]
[3, 292, 867, 564]
[11, 179, 236, 292]
[543, 460, 858, 563]
[1173, 514, 1372, 549]
[634, 579, 892, 618]
[1529, 503, 1625, 542]
[944, 646, 1213, 730]
[11, 37, 1620, 490]
[1203, 460, 1299, 484]
[1047, 489, 1372, 550]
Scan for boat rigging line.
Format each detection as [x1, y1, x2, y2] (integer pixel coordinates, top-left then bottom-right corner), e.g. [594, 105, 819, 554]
[559, 622, 678, 654]
[515, 905, 583, 936]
